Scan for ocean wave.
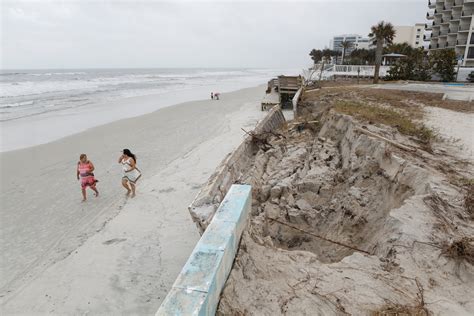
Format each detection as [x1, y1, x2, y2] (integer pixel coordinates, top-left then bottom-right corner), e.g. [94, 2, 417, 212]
[0, 100, 35, 108]
[0, 68, 296, 121]
[27, 71, 87, 76]
[0, 72, 27, 76]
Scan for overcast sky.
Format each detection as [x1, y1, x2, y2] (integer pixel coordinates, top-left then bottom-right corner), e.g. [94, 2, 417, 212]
[1, 0, 426, 69]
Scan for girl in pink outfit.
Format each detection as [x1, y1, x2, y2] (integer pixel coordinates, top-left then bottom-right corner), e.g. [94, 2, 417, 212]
[76, 154, 99, 202]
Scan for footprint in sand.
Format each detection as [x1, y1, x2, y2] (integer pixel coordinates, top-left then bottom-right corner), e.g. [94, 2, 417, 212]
[102, 238, 127, 245]
[159, 187, 175, 193]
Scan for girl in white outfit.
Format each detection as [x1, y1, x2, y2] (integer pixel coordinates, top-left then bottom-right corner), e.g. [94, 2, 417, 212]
[119, 148, 141, 198]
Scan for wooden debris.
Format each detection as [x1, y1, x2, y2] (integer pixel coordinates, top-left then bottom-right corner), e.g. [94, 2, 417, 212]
[355, 127, 417, 152]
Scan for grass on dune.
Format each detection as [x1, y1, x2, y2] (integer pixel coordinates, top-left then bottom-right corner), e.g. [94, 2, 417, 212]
[334, 100, 435, 145]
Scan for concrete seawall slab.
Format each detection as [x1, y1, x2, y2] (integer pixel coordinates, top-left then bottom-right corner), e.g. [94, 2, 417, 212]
[156, 185, 251, 316]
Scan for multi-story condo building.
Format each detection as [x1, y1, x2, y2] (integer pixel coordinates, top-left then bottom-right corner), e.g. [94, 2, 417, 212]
[426, 0, 474, 66]
[393, 24, 425, 48]
[330, 34, 372, 54]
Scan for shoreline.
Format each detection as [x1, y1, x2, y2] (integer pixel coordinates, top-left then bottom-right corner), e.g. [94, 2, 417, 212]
[1, 81, 271, 153]
[0, 85, 266, 314]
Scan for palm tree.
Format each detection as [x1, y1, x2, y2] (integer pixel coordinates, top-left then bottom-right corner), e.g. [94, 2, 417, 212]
[369, 21, 396, 83]
[331, 50, 340, 65]
[385, 42, 413, 56]
[340, 40, 353, 65]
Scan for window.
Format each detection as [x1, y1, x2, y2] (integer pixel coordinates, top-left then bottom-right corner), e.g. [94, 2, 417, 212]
[417, 28, 421, 32]
[416, 41, 419, 45]
[416, 35, 420, 38]
[467, 47, 474, 59]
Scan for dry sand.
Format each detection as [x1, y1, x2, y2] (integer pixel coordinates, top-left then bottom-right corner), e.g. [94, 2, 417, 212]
[424, 106, 474, 162]
[0, 86, 265, 314]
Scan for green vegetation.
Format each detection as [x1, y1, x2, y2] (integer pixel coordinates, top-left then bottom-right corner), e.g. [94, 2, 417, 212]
[468, 71, 474, 83]
[334, 100, 435, 144]
[349, 48, 376, 65]
[430, 49, 457, 82]
[309, 49, 323, 65]
[309, 48, 343, 65]
[386, 47, 457, 82]
[309, 23, 458, 83]
[385, 46, 431, 81]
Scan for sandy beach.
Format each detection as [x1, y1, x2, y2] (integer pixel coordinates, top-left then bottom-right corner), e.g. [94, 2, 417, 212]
[0, 85, 266, 314]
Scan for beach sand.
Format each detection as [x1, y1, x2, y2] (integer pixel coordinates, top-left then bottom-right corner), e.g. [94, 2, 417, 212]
[0, 85, 266, 314]
[424, 106, 474, 162]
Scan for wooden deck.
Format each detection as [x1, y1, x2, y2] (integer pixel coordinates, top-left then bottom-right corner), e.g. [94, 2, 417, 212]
[262, 75, 303, 110]
[277, 75, 302, 94]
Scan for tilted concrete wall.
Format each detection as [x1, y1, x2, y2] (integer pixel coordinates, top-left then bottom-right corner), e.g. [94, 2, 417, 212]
[292, 87, 303, 117]
[188, 106, 286, 233]
[156, 185, 252, 316]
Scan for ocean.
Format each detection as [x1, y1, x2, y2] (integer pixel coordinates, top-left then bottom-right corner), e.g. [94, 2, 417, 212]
[0, 68, 295, 121]
[0, 68, 297, 151]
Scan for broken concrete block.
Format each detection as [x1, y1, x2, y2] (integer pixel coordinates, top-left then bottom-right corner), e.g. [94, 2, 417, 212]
[295, 199, 312, 211]
[270, 185, 282, 199]
[264, 203, 281, 219]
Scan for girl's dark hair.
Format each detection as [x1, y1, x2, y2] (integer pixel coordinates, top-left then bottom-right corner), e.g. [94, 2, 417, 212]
[123, 149, 137, 163]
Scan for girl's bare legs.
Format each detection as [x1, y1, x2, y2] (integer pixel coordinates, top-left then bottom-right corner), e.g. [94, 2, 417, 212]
[91, 185, 99, 197]
[122, 179, 131, 196]
[130, 182, 136, 198]
[81, 188, 87, 202]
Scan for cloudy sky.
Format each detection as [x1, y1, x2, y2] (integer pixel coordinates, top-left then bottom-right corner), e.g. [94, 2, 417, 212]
[1, 0, 426, 69]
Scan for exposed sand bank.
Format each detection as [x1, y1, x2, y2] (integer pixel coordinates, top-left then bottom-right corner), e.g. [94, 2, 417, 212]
[209, 87, 474, 315]
[0, 85, 265, 314]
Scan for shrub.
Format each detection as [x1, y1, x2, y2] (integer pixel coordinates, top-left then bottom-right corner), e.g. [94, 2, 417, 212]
[467, 71, 474, 83]
[430, 49, 457, 82]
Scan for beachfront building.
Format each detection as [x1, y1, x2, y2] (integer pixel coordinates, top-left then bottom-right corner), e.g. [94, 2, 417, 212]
[393, 24, 425, 48]
[330, 34, 372, 53]
[426, 0, 474, 66]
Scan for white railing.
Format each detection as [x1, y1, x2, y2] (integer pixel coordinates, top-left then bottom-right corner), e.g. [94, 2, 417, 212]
[308, 64, 390, 80]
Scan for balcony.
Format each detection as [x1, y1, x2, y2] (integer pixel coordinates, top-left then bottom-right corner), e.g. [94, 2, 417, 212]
[461, 10, 473, 17]
[459, 25, 471, 31]
[425, 23, 433, 30]
[427, 12, 435, 19]
[457, 39, 468, 46]
[429, 0, 436, 8]
[445, 42, 456, 48]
